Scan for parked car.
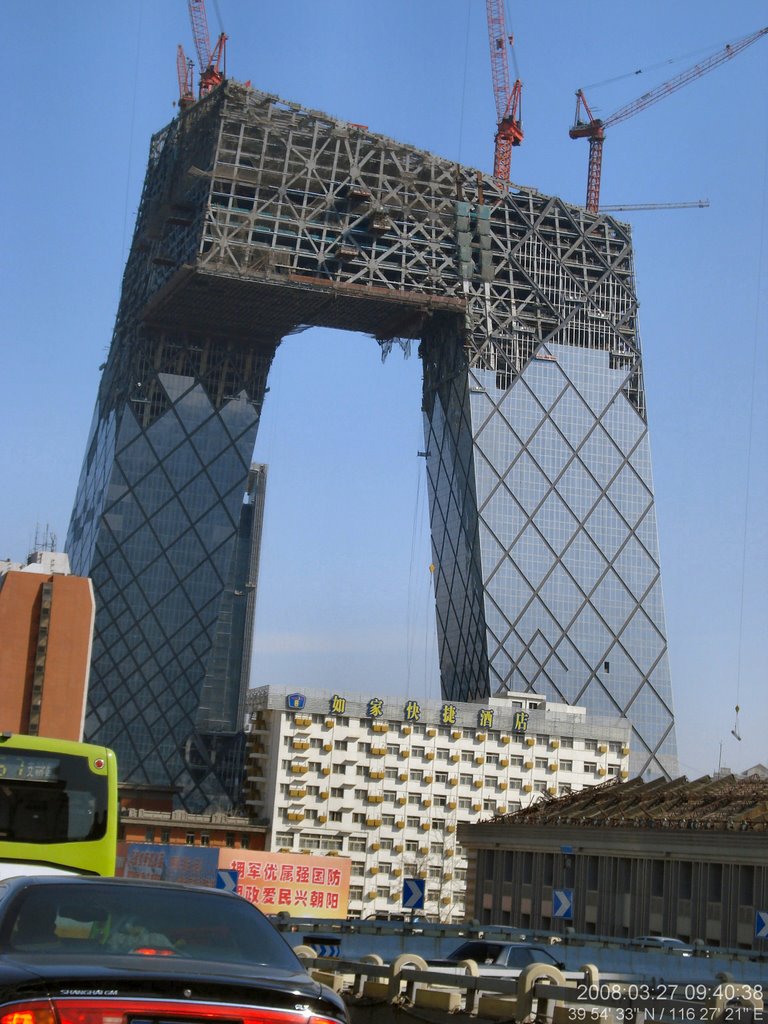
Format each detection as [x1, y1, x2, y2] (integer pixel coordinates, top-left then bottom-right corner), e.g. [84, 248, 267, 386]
[430, 939, 566, 972]
[0, 875, 348, 1024]
[633, 935, 693, 956]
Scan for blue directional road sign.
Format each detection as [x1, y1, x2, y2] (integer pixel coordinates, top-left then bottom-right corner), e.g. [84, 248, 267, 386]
[216, 869, 239, 892]
[553, 889, 574, 920]
[756, 911, 768, 940]
[403, 878, 425, 910]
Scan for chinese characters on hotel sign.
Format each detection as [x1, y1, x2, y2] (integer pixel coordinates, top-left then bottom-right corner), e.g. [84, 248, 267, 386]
[285, 693, 529, 733]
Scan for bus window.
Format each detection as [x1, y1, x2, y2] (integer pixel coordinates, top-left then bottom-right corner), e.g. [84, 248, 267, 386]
[0, 735, 117, 878]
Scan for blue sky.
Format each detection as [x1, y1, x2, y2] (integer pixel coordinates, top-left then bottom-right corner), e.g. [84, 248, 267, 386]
[2, 2, 766, 780]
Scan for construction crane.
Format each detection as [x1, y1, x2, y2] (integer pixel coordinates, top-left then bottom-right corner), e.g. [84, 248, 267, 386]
[570, 26, 768, 212]
[176, 45, 195, 111]
[177, 0, 227, 107]
[486, 0, 523, 181]
[599, 200, 710, 212]
[188, 0, 227, 97]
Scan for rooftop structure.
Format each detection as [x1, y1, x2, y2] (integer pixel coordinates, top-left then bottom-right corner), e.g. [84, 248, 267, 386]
[67, 78, 676, 808]
[459, 775, 768, 945]
[245, 684, 630, 921]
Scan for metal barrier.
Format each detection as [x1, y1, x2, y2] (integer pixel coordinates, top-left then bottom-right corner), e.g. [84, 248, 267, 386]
[294, 948, 766, 1023]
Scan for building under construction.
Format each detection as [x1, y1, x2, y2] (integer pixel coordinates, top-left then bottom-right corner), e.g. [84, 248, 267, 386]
[67, 80, 678, 809]
[459, 774, 768, 947]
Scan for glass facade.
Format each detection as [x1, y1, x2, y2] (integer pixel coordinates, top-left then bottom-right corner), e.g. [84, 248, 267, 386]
[66, 81, 677, 809]
[67, 336, 273, 810]
[422, 335, 677, 780]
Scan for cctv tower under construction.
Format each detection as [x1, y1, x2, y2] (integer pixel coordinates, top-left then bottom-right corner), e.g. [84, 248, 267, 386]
[67, 81, 678, 809]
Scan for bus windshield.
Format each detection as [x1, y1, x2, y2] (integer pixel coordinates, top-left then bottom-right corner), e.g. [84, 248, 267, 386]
[0, 736, 117, 877]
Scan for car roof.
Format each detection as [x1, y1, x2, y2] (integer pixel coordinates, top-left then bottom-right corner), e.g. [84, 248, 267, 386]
[0, 875, 240, 900]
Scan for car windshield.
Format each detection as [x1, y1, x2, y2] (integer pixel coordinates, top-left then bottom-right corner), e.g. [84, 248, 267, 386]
[1, 882, 300, 969]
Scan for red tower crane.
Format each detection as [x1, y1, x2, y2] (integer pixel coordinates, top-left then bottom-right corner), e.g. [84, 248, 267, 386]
[187, 0, 227, 98]
[570, 25, 768, 213]
[177, 0, 227, 107]
[486, 0, 523, 181]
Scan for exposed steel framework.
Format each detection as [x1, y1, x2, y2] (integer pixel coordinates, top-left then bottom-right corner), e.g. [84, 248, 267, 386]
[485, 0, 523, 180]
[570, 25, 768, 212]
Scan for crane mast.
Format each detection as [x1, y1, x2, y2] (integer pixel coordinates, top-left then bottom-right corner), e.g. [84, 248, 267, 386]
[570, 25, 768, 212]
[486, 0, 523, 180]
[185, 0, 228, 100]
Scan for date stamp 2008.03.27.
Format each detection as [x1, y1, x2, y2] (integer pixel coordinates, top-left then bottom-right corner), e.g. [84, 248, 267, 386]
[567, 982, 765, 1021]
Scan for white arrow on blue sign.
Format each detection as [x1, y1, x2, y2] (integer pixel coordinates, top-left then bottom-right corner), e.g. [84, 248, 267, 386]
[216, 869, 239, 892]
[403, 877, 425, 910]
[756, 911, 768, 939]
[553, 889, 573, 919]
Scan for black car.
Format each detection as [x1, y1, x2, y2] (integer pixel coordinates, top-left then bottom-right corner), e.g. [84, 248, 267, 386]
[432, 939, 566, 971]
[0, 875, 348, 1024]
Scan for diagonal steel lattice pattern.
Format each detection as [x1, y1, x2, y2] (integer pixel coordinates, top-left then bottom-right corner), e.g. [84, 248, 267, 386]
[67, 82, 677, 807]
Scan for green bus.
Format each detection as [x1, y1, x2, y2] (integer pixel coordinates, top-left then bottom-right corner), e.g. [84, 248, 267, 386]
[0, 733, 118, 878]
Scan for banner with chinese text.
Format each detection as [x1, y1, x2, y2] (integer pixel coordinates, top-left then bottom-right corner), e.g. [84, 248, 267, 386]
[218, 849, 350, 918]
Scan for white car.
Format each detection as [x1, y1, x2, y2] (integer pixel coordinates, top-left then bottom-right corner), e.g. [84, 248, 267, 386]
[634, 935, 693, 955]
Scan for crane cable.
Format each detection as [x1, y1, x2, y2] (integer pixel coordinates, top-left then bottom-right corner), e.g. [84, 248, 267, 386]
[455, 0, 472, 164]
[583, 36, 748, 92]
[732, 94, 768, 745]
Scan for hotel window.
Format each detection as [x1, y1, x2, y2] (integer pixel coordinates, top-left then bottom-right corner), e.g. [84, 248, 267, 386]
[460, 774, 472, 786]
[387, 744, 399, 756]
[331, 786, 344, 797]
[329, 811, 343, 822]
[412, 746, 425, 758]
[382, 814, 396, 826]
[461, 752, 473, 763]
[348, 836, 367, 851]
[560, 760, 573, 772]
[405, 840, 418, 852]
[406, 816, 420, 828]
[486, 753, 498, 765]
[436, 772, 448, 784]
[535, 758, 547, 769]
[335, 739, 348, 750]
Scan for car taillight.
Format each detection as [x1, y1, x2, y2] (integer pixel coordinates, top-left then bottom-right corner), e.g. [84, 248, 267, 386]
[2, 1001, 343, 1024]
[1, 1003, 57, 1024]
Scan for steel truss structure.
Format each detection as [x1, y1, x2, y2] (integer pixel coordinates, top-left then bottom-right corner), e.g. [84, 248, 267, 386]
[68, 82, 677, 806]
